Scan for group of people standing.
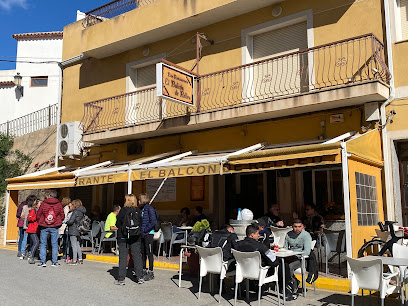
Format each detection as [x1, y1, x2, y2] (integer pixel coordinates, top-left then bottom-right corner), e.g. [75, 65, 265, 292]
[16, 190, 87, 266]
[115, 193, 158, 285]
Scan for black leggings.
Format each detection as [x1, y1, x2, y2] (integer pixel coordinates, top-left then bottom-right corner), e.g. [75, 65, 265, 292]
[142, 234, 154, 271]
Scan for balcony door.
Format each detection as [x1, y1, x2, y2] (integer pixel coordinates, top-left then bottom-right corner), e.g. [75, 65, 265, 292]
[247, 21, 309, 102]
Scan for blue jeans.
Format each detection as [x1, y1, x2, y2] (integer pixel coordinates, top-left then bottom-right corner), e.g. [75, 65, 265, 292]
[39, 227, 59, 264]
[20, 231, 29, 256]
[18, 228, 25, 253]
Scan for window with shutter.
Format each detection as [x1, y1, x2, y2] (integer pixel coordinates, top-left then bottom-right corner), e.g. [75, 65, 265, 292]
[399, 0, 408, 41]
[252, 22, 308, 100]
[126, 64, 159, 125]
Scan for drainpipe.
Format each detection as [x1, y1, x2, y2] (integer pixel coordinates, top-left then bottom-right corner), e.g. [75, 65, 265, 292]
[55, 63, 63, 168]
[381, 0, 396, 221]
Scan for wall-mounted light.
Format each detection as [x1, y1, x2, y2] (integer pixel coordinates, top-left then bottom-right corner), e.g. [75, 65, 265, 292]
[14, 72, 23, 97]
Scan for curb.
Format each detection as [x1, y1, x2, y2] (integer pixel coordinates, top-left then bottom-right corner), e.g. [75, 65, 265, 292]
[294, 274, 350, 292]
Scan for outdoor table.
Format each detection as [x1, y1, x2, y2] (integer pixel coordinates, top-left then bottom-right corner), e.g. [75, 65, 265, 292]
[178, 244, 197, 288]
[272, 250, 304, 304]
[359, 255, 408, 304]
[179, 226, 193, 244]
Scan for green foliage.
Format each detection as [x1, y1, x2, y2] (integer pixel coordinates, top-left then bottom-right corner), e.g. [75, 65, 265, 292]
[0, 132, 32, 194]
[192, 219, 211, 232]
[0, 205, 5, 226]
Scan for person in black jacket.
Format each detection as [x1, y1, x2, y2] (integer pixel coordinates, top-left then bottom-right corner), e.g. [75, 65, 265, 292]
[138, 193, 157, 281]
[210, 224, 239, 261]
[115, 194, 143, 286]
[237, 224, 297, 301]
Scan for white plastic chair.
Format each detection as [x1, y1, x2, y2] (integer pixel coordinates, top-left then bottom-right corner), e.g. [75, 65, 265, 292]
[270, 226, 291, 248]
[393, 244, 408, 301]
[157, 222, 172, 257]
[323, 229, 346, 275]
[196, 246, 235, 303]
[232, 249, 280, 306]
[169, 226, 186, 258]
[347, 257, 398, 306]
[294, 240, 317, 297]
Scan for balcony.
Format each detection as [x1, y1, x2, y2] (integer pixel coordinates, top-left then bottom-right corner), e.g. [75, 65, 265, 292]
[82, 34, 390, 144]
[80, 0, 284, 59]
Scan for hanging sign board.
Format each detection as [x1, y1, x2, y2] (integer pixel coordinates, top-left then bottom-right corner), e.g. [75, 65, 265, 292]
[156, 63, 195, 106]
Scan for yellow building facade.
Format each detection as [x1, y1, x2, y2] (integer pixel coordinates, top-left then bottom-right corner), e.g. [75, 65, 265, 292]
[4, 0, 401, 263]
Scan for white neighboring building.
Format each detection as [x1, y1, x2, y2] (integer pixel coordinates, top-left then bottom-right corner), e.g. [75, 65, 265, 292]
[0, 31, 63, 135]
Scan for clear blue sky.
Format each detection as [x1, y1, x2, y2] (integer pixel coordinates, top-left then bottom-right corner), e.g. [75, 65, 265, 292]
[0, 0, 107, 70]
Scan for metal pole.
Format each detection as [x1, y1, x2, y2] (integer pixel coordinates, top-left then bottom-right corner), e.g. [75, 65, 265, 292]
[127, 169, 132, 194]
[196, 32, 201, 112]
[3, 191, 10, 246]
[341, 142, 353, 277]
[48, 104, 51, 126]
[150, 177, 168, 204]
[6, 121, 9, 136]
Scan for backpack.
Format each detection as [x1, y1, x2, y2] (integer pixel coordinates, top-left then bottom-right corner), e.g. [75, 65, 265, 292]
[122, 207, 141, 238]
[78, 215, 91, 234]
[187, 229, 211, 246]
[154, 208, 161, 232]
[45, 207, 56, 225]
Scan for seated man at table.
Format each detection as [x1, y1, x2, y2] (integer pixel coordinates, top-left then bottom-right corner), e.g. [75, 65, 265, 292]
[237, 224, 278, 268]
[104, 205, 120, 254]
[210, 224, 239, 261]
[283, 218, 313, 292]
[264, 204, 285, 228]
[237, 224, 297, 301]
[253, 218, 272, 248]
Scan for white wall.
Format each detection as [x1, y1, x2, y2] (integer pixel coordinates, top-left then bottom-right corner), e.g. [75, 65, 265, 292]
[0, 36, 62, 127]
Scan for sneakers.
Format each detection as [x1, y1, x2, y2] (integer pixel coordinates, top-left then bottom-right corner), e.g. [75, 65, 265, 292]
[19, 256, 24, 260]
[285, 293, 298, 301]
[114, 280, 125, 286]
[67, 261, 78, 266]
[78, 259, 84, 265]
[17, 252, 22, 257]
[28, 258, 35, 264]
[144, 270, 154, 281]
[291, 278, 300, 293]
[38, 262, 46, 267]
[137, 278, 145, 284]
[51, 262, 61, 267]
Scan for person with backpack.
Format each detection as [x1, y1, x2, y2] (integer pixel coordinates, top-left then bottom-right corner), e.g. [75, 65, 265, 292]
[66, 199, 87, 265]
[36, 189, 65, 267]
[19, 195, 37, 259]
[26, 199, 41, 264]
[209, 224, 239, 261]
[138, 193, 157, 281]
[115, 194, 143, 285]
[16, 195, 37, 258]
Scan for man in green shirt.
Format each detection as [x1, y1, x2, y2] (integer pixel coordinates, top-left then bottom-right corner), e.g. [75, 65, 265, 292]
[105, 205, 121, 238]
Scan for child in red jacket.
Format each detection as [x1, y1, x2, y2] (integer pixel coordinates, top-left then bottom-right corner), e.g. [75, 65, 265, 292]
[26, 200, 41, 264]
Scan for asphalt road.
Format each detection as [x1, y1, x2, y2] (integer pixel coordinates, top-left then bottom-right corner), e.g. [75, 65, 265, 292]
[0, 248, 401, 305]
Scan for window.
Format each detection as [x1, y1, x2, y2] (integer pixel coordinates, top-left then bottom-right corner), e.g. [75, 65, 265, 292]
[31, 76, 48, 87]
[251, 22, 309, 99]
[355, 172, 379, 226]
[398, 0, 408, 41]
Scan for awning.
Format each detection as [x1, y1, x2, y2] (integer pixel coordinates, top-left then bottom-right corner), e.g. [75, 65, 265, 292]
[226, 142, 342, 172]
[6, 171, 76, 191]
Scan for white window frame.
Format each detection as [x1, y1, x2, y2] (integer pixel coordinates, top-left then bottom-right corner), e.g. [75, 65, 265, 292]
[241, 10, 314, 101]
[125, 53, 166, 124]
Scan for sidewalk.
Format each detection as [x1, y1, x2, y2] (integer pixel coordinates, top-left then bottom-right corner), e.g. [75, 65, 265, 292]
[1, 244, 350, 292]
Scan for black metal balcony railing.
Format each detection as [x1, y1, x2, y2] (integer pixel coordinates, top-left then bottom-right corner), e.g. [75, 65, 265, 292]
[0, 104, 58, 137]
[82, 0, 157, 28]
[82, 34, 390, 134]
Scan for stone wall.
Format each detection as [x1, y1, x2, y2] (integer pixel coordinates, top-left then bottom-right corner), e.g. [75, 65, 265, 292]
[1, 125, 57, 206]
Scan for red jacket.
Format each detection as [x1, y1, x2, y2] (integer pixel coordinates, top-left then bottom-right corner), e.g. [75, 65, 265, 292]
[36, 197, 64, 228]
[26, 209, 38, 234]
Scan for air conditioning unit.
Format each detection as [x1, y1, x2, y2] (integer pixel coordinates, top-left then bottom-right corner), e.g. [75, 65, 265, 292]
[59, 121, 82, 156]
